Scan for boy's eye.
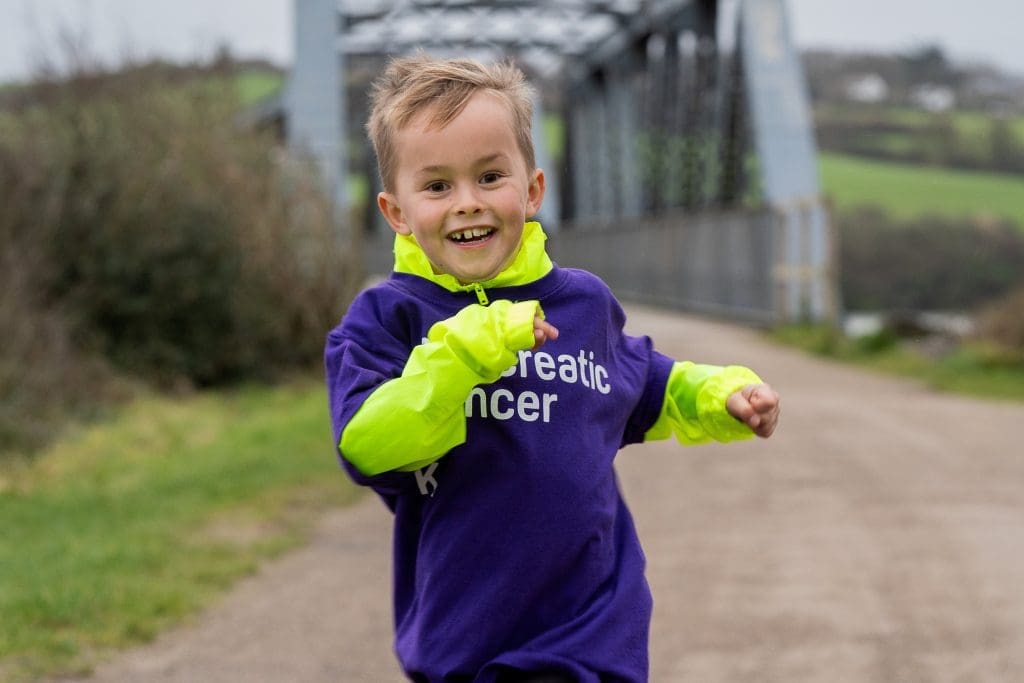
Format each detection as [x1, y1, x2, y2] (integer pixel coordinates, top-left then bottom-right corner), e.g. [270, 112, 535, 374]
[425, 181, 448, 193]
[480, 172, 503, 184]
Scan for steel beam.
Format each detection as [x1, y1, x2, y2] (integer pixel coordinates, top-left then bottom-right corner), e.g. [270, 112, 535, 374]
[288, 0, 349, 237]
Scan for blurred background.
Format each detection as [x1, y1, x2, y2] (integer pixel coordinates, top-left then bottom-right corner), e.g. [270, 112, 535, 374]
[2, 1, 1023, 680]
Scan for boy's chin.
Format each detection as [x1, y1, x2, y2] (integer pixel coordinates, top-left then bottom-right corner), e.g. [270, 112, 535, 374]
[430, 260, 498, 283]
[448, 258, 514, 285]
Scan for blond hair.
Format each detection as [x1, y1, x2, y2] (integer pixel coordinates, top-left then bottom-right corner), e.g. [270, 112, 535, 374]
[366, 54, 537, 191]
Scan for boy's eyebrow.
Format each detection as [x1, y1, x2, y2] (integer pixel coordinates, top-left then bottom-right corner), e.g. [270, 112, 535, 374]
[413, 153, 511, 176]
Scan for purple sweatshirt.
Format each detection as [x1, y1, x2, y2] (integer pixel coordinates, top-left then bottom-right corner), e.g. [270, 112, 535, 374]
[325, 265, 675, 682]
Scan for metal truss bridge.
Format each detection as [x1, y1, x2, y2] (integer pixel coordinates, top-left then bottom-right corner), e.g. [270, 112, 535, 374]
[286, 0, 834, 323]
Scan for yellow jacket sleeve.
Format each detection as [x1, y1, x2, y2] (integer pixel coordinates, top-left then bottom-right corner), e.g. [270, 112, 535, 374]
[339, 300, 540, 476]
[644, 361, 762, 445]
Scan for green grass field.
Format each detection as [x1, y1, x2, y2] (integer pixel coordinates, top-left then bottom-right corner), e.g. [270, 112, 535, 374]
[818, 152, 1024, 226]
[0, 379, 359, 681]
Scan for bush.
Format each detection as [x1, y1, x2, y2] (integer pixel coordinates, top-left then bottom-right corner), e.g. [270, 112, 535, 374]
[0, 222, 116, 452]
[978, 286, 1024, 358]
[837, 206, 1024, 311]
[0, 63, 358, 453]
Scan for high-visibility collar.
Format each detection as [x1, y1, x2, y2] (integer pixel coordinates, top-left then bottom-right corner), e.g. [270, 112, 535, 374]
[393, 220, 553, 293]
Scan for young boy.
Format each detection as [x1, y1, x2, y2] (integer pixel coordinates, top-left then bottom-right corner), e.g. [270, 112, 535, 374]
[325, 55, 780, 683]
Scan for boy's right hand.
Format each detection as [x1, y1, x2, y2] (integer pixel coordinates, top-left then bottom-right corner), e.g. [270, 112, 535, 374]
[425, 300, 547, 381]
[533, 317, 559, 351]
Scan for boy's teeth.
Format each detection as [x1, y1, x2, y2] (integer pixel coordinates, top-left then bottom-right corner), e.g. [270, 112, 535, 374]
[451, 228, 492, 241]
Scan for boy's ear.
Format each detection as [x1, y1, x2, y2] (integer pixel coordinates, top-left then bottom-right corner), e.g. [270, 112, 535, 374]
[377, 192, 411, 235]
[526, 168, 546, 218]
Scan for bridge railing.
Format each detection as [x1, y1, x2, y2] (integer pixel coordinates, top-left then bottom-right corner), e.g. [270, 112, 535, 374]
[550, 209, 776, 324]
[551, 196, 837, 325]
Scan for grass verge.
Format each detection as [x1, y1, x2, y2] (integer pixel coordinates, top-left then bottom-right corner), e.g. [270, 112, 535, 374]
[769, 325, 1024, 401]
[0, 378, 360, 681]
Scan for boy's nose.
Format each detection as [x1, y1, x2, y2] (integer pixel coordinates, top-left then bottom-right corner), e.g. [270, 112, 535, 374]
[453, 186, 484, 215]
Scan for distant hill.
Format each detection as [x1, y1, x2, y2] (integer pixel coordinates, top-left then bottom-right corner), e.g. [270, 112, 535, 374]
[0, 57, 284, 112]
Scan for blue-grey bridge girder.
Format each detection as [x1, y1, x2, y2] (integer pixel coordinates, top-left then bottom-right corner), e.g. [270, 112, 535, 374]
[335, 0, 696, 63]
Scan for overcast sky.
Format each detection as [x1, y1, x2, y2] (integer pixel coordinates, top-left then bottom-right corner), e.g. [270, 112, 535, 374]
[1, 0, 1022, 83]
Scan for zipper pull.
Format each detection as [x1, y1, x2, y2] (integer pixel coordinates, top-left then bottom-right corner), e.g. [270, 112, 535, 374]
[471, 283, 489, 306]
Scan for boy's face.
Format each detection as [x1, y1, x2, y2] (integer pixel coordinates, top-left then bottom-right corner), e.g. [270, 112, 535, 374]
[377, 91, 545, 284]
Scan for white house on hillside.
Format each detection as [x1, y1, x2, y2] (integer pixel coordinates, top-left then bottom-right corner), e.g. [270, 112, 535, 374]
[844, 73, 889, 103]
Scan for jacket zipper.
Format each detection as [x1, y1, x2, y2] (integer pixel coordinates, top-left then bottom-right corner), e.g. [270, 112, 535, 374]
[471, 282, 489, 306]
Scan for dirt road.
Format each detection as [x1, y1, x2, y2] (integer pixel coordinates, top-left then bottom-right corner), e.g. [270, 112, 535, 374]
[87, 306, 1024, 682]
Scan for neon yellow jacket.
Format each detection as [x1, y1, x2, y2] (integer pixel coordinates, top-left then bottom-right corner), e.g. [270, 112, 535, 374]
[339, 222, 760, 476]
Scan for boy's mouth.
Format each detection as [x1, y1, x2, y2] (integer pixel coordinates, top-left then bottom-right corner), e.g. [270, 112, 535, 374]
[448, 227, 495, 244]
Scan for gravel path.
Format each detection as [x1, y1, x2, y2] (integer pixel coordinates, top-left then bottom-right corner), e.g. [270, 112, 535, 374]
[85, 306, 1024, 682]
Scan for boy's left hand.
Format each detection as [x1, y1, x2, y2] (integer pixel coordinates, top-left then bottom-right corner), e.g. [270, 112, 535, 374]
[726, 383, 780, 438]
